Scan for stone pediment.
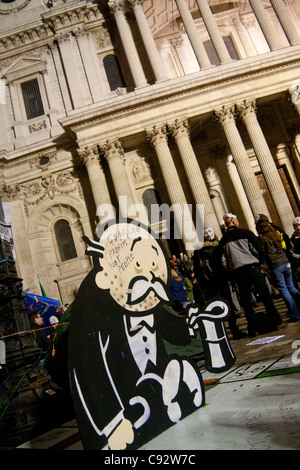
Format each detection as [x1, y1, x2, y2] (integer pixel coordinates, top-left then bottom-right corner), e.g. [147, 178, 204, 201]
[2, 57, 46, 81]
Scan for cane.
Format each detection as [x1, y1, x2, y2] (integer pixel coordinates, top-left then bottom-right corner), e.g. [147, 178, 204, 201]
[187, 297, 236, 373]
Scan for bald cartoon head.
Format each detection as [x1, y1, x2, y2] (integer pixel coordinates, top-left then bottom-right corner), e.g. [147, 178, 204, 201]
[84, 220, 170, 315]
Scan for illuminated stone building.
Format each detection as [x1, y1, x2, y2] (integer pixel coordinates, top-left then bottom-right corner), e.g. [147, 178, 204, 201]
[0, 0, 300, 304]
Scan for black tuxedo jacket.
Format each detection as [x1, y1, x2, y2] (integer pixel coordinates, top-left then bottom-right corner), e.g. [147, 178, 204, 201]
[68, 270, 193, 449]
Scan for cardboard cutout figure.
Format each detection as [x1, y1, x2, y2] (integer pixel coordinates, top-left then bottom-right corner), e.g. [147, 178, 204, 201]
[68, 220, 235, 450]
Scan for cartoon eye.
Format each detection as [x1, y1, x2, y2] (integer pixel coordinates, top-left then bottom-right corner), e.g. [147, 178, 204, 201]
[135, 261, 142, 271]
[151, 261, 157, 270]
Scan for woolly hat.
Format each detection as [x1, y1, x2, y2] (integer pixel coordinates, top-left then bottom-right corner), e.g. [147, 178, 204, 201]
[49, 315, 59, 325]
[293, 217, 300, 225]
[223, 213, 237, 226]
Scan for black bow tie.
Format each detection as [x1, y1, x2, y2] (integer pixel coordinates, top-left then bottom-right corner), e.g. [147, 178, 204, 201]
[126, 316, 156, 337]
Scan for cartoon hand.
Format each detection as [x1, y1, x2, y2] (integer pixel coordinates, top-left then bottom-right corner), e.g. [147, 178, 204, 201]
[107, 418, 134, 450]
[186, 305, 199, 336]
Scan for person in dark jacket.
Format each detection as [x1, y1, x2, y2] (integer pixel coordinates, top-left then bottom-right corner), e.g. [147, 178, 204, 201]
[28, 310, 50, 357]
[193, 227, 246, 340]
[217, 214, 282, 337]
[254, 213, 291, 258]
[256, 219, 300, 323]
[289, 217, 300, 286]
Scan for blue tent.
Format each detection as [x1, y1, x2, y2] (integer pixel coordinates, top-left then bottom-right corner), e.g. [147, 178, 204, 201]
[25, 293, 62, 334]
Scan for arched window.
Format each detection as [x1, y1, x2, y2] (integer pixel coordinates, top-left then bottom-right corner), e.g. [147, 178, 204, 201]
[54, 219, 77, 262]
[103, 54, 126, 91]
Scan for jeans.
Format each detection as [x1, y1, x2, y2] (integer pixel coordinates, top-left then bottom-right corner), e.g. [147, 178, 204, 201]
[234, 264, 282, 334]
[273, 262, 300, 319]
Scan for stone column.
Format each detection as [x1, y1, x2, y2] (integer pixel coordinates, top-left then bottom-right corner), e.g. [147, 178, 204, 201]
[128, 0, 168, 82]
[237, 99, 294, 232]
[48, 42, 73, 113]
[78, 145, 112, 221]
[108, 0, 148, 89]
[195, 0, 232, 64]
[7, 80, 24, 140]
[0, 89, 7, 144]
[74, 27, 105, 103]
[288, 88, 300, 171]
[175, 0, 212, 70]
[225, 155, 257, 232]
[146, 125, 199, 252]
[100, 139, 135, 218]
[215, 104, 269, 217]
[270, 0, 300, 46]
[248, 0, 282, 51]
[56, 32, 86, 108]
[168, 118, 221, 237]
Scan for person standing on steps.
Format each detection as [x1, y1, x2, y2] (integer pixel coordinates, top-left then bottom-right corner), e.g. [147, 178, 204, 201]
[193, 227, 246, 340]
[216, 214, 282, 337]
[256, 218, 300, 323]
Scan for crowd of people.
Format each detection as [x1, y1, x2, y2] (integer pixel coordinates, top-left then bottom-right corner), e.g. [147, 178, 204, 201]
[168, 213, 300, 339]
[27, 213, 300, 373]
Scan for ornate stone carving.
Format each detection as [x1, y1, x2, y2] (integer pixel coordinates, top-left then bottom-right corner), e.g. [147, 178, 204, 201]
[145, 124, 168, 146]
[108, 0, 125, 14]
[214, 105, 236, 125]
[236, 99, 257, 119]
[0, 184, 20, 200]
[127, 0, 144, 8]
[78, 145, 100, 166]
[168, 118, 190, 139]
[0, 170, 83, 215]
[29, 151, 57, 170]
[128, 154, 151, 184]
[100, 139, 125, 162]
[94, 26, 112, 50]
[28, 120, 47, 134]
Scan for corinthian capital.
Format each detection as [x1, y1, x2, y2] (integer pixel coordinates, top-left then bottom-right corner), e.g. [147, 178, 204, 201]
[168, 118, 190, 139]
[145, 124, 168, 146]
[214, 105, 236, 126]
[78, 145, 100, 166]
[100, 139, 124, 161]
[108, 0, 125, 14]
[236, 99, 257, 119]
[127, 0, 144, 8]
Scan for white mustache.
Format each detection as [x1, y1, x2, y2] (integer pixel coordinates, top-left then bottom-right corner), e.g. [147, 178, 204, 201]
[128, 278, 170, 304]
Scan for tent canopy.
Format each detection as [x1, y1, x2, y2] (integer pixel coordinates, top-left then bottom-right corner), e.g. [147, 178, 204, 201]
[25, 293, 62, 330]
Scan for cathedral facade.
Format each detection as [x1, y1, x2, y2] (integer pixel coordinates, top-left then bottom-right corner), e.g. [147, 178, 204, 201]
[0, 0, 300, 304]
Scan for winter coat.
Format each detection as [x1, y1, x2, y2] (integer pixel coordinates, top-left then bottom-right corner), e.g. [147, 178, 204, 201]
[290, 233, 300, 265]
[261, 239, 288, 270]
[218, 226, 264, 272]
[169, 274, 188, 303]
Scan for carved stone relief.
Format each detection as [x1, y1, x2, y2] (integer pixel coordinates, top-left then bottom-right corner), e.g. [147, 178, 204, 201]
[128, 153, 152, 185]
[0, 170, 83, 216]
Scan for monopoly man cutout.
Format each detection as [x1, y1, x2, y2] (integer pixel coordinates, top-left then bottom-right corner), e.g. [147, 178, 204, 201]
[68, 219, 235, 450]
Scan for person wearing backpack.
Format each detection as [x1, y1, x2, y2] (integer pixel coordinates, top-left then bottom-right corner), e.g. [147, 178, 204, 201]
[217, 214, 282, 337]
[256, 218, 300, 323]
